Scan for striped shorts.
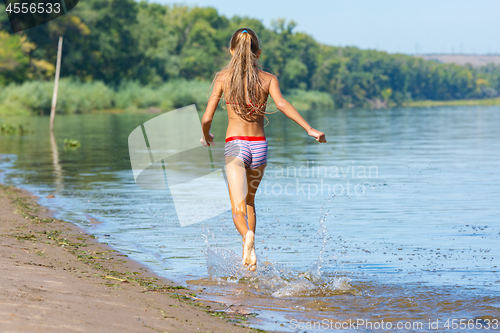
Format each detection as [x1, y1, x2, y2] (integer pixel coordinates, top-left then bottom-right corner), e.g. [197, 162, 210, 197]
[224, 136, 268, 169]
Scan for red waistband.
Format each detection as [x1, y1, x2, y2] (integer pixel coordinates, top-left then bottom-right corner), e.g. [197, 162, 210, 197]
[225, 136, 266, 143]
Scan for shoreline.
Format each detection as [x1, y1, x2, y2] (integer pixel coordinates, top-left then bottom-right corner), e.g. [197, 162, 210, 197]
[402, 97, 500, 107]
[3, 97, 500, 117]
[0, 183, 264, 332]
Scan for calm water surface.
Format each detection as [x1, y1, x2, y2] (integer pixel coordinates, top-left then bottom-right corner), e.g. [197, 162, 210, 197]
[1, 106, 499, 332]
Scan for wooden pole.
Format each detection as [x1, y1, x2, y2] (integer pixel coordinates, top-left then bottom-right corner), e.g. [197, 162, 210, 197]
[50, 36, 63, 132]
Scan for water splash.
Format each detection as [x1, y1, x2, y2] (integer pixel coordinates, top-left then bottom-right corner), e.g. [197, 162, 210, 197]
[206, 246, 244, 282]
[202, 225, 248, 282]
[202, 194, 354, 297]
[305, 193, 335, 282]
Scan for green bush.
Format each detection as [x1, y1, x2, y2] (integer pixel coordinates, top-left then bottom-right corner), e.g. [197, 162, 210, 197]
[158, 79, 211, 109]
[0, 78, 336, 115]
[283, 89, 335, 111]
[115, 79, 211, 112]
[57, 79, 114, 114]
[0, 79, 114, 115]
[114, 81, 163, 110]
[0, 80, 53, 115]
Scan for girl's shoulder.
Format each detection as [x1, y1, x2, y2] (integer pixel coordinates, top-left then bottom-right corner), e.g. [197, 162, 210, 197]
[214, 69, 228, 82]
[257, 69, 276, 80]
[257, 70, 276, 91]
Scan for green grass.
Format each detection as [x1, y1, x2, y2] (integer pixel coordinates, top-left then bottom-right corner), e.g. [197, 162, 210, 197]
[280, 89, 335, 111]
[114, 79, 211, 112]
[0, 78, 212, 115]
[0, 79, 337, 115]
[0, 79, 114, 115]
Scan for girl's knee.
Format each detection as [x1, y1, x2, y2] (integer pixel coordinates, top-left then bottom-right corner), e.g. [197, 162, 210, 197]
[232, 211, 247, 222]
[232, 202, 246, 216]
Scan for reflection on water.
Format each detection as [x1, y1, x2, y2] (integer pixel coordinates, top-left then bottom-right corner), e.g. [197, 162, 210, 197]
[49, 130, 63, 194]
[1, 106, 500, 332]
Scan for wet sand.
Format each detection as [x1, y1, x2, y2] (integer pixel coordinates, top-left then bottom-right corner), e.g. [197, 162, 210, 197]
[0, 184, 262, 333]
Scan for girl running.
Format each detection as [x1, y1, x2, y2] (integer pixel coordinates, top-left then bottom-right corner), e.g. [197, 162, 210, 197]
[201, 28, 326, 271]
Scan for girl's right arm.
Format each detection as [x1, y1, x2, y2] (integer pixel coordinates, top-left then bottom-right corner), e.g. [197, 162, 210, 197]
[200, 73, 224, 146]
[268, 75, 327, 143]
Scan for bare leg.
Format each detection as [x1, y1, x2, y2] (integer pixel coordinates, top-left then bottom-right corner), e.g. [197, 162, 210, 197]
[225, 156, 253, 266]
[245, 164, 266, 271]
[225, 156, 248, 237]
[246, 164, 266, 232]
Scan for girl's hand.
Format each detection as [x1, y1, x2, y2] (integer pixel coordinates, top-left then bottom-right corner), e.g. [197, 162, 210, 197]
[308, 128, 327, 143]
[200, 133, 215, 147]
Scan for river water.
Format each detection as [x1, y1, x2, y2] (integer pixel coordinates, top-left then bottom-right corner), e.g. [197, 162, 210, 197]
[1, 106, 499, 332]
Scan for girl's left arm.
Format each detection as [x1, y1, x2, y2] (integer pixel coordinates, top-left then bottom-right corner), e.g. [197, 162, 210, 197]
[201, 74, 223, 146]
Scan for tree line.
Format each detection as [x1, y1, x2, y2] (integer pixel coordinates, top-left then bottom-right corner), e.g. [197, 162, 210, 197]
[1, 0, 499, 109]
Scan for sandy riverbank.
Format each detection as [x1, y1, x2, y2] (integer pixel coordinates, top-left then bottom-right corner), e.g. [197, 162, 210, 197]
[0, 184, 263, 333]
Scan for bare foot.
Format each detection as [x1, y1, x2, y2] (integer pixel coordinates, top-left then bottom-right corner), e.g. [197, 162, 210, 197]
[242, 230, 254, 267]
[248, 246, 257, 271]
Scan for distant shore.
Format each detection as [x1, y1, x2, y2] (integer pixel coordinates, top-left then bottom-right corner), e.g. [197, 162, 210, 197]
[0, 183, 263, 332]
[402, 97, 500, 107]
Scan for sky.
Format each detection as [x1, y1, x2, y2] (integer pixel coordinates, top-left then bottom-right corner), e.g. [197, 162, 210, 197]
[152, 0, 500, 55]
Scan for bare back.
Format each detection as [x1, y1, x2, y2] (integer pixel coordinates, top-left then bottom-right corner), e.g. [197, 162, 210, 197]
[219, 69, 274, 138]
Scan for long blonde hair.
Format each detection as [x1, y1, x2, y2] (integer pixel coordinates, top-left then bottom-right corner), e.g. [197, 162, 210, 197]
[222, 28, 266, 121]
